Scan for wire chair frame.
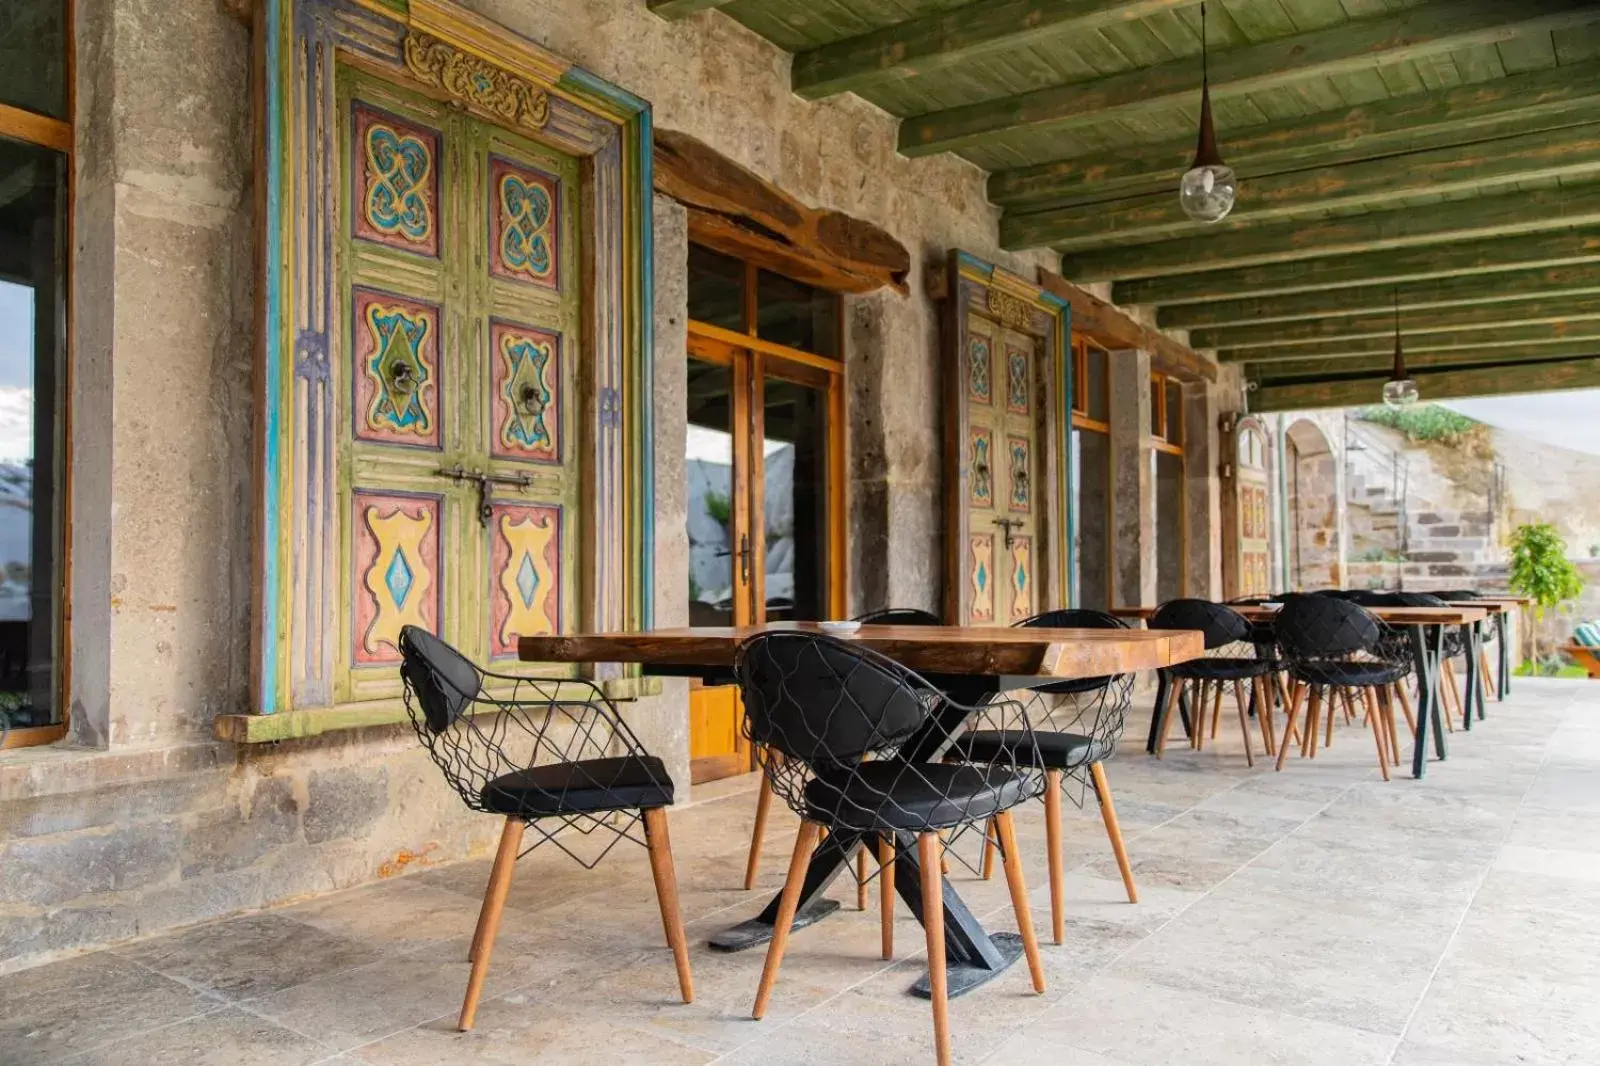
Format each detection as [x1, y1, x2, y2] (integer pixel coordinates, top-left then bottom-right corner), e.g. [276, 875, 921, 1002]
[734, 631, 1047, 841]
[853, 607, 942, 626]
[399, 626, 671, 870]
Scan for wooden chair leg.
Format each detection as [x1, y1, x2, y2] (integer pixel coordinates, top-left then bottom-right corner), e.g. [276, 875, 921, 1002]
[1189, 681, 1205, 751]
[995, 811, 1047, 994]
[744, 762, 775, 891]
[1441, 661, 1460, 731]
[879, 833, 895, 961]
[1043, 769, 1066, 945]
[1380, 685, 1402, 766]
[919, 832, 952, 1066]
[857, 847, 869, 911]
[753, 820, 820, 1020]
[1287, 680, 1304, 746]
[1395, 682, 1417, 738]
[1480, 646, 1498, 701]
[1306, 687, 1324, 759]
[1360, 688, 1390, 782]
[980, 817, 998, 881]
[1210, 680, 1223, 740]
[459, 816, 525, 1031]
[1275, 682, 1307, 772]
[1231, 681, 1254, 768]
[1090, 762, 1137, 904]
[1255, 676, 1276, 757]
[939, 829, 950, 875]
[1155, 677, 1181, 758]
[643, 807, 695, 1004]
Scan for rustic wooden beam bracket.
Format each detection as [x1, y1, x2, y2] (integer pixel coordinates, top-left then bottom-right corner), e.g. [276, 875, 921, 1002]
[1037, 270, 1215, 382]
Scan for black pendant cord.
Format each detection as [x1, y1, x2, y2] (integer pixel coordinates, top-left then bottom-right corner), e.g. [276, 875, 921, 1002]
[1391, 288, 1407, 381]
[1192, 2, 1224, 169]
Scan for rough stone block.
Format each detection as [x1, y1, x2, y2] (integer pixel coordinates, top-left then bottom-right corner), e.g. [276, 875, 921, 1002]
[180, 775, 300, 878]
[0, 771, 227, 840]
[302, 766, 389, 844]
[0, 821, 180, 906]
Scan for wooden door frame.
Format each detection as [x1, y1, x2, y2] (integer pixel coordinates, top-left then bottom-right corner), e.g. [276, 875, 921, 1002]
[936, 251, 1072, 624]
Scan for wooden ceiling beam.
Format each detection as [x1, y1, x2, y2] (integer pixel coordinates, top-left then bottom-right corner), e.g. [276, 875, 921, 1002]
[899, 0, 1600, 159]
[1009, 122, 1600, 251]
[1062, 183, 1600, 283]
[1252, 356, 1600, 412]
[646, 0, 734, 18]
[791, 0, 1196, 101]
[1194, 294, 1600, 351]
[1221, 321, 1600, 364]
[1036, 269, 1216, 381]
[989, 61, 1600, 212]
[1248, 341, 1600, 382]
[1116, 230, 1600, 306]
[1158, 262, 1600, 330]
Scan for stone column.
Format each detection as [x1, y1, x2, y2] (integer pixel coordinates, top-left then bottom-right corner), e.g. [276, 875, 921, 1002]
[844, 288, 941, 617]
[1182, 378, 1225, 599]
[1109, 349, 1155, 607]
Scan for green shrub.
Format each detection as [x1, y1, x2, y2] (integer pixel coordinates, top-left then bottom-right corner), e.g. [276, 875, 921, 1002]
[1507, 522, 1585, 663]
[1357, 403, 1480, 444]
[702, 489, 732, 527]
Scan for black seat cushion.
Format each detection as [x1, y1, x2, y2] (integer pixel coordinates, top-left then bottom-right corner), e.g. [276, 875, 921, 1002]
[480, 755, 674, 817]
[1170, 657, 1274, 682]
[950, 729, 1110, 771]
[803, 762, 1030, 831]
[1031, 675, 1113, 697]
[1291, 660, 1410, 688]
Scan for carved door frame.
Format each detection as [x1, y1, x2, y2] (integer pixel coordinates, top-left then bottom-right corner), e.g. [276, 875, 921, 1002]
[1221, 413, 1273, 599]
[937, 251, 1072, 625]
[246, 0, 653, 723]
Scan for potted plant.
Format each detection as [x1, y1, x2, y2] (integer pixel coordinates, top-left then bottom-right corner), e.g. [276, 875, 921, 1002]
[1506, 522, 1585, 669]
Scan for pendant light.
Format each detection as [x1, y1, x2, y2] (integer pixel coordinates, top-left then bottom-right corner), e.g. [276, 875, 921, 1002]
[1179, 2, 1238, 223]
[1382, 289, 1420, 408]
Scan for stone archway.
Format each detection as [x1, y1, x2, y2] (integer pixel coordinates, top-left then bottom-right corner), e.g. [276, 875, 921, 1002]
[1285, 418, 1343, 590]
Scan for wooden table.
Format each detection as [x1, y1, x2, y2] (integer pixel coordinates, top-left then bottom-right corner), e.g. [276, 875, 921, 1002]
[520, 621, 1204, 998]
[1113, 603, 1490, 778]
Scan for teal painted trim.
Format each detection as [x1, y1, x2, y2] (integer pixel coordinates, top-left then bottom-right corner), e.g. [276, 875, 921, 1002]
[259, 0, 285, 713]
[1038, 288, 1070, 313]
[1274, 414, 1290, 594]
[559, 66, 650, 118]
[955, 250, 994, 278]
[637, 108, 655, 628]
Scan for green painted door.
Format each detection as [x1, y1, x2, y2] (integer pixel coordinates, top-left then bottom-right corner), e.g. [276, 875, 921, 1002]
[334, 64, 581, 706]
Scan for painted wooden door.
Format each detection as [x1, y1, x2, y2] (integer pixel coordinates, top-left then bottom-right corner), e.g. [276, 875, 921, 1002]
[958, 314, 1042, 626]
[1230, 419, 1272, 597]
[335, 65, 581, 704]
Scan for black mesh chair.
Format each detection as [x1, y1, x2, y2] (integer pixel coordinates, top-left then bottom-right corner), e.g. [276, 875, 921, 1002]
[1270, 596, 1408, 780]
[1150, 599, 1277, 765]
[734, 631, 1046, 1066]
[398, 626, 693, 1029]
[948, 609, 1138, 944]
[744, 608, 942, 895]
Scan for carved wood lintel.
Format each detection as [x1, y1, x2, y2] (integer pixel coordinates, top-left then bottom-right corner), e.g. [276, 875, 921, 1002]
[404, 32, 550, 131]
[654, 128, 911, 296]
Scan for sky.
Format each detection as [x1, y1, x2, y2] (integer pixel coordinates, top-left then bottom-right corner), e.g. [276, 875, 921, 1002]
[0, 279, 34, 463]
[1442, 390, 1600, 458]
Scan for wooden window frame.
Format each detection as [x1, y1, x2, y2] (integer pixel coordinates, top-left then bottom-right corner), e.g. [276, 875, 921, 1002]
[1, 0, 74, 750]
[1150, 370, 1184, 456]
[1069, 336, 1110, 435]
[686, 246, 847, 623]
[1069, 334, 1111, 609]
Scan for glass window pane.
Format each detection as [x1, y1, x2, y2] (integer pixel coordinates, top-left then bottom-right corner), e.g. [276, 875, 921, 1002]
[1165, 379, 1184, 445]
[0, 2, 66, 121]
[760, 375, 830, 621]
[1073, 427, 1111, 611]
[687, 245, 745, 332]
[1086, 346, 1109, 423]
[686, 360, 737, 626]
[0, 136, 65, 729]
[1149, 377, 1162, 438]
[1154, 450, 1184, 603]
[757, 269, 838, 358]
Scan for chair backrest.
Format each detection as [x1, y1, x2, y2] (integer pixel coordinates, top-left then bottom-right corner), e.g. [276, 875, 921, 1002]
[1274, 595, 1383, 660]
[1149, 598, 1251, 649]
[1431, 589, 1480, 600]
[853, 607, 941, 626]
[399, 625, 483, 733]
[1013, 608, 1126, 630]
[735, 631, 932, 767]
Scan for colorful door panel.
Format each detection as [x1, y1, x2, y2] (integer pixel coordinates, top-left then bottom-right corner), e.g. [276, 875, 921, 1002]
[335, 61, 582, 705]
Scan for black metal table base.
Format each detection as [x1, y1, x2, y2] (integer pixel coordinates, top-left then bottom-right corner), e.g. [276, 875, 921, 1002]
[910, 933, 1025, 999]
[708, 898, 840, 952]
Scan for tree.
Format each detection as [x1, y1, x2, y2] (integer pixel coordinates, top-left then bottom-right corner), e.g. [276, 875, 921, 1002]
[1506, 522, 1584, 666]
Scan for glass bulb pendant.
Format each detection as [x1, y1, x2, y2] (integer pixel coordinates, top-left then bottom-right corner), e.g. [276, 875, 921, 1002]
[1382, 377, 1420, 409]
[1180, 163, 1237, 223]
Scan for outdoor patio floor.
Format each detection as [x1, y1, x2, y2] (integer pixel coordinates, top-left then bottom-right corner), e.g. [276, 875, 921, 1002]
[4, 678, 1597, 1065]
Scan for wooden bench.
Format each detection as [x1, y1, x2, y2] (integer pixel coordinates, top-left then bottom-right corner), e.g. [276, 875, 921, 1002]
[1563, 645, 1600, 679]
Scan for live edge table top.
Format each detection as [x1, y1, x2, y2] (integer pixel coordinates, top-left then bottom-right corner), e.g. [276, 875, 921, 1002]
[519, 621, 1206, 680]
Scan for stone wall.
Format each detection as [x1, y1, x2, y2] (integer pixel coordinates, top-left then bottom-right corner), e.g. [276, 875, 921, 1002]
[0, 0, 1109, 974]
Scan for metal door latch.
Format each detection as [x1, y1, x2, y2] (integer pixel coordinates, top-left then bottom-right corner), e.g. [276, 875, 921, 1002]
[436, 464, 534, 527]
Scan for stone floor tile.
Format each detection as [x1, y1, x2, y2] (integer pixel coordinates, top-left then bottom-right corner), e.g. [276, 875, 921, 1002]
[996, 975, 1396, 1066]
[1396, 971, 1600, 1065]
[0, 952, 224, 1066]
[286, 880, 486, 956]
[58, 1007, 332, 1066]
[114, 912, 385, 1000]
[1494, 843, 1600, 882]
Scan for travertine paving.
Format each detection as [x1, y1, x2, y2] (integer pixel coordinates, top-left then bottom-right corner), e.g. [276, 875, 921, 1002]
[3, 679, 1594, 1065]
